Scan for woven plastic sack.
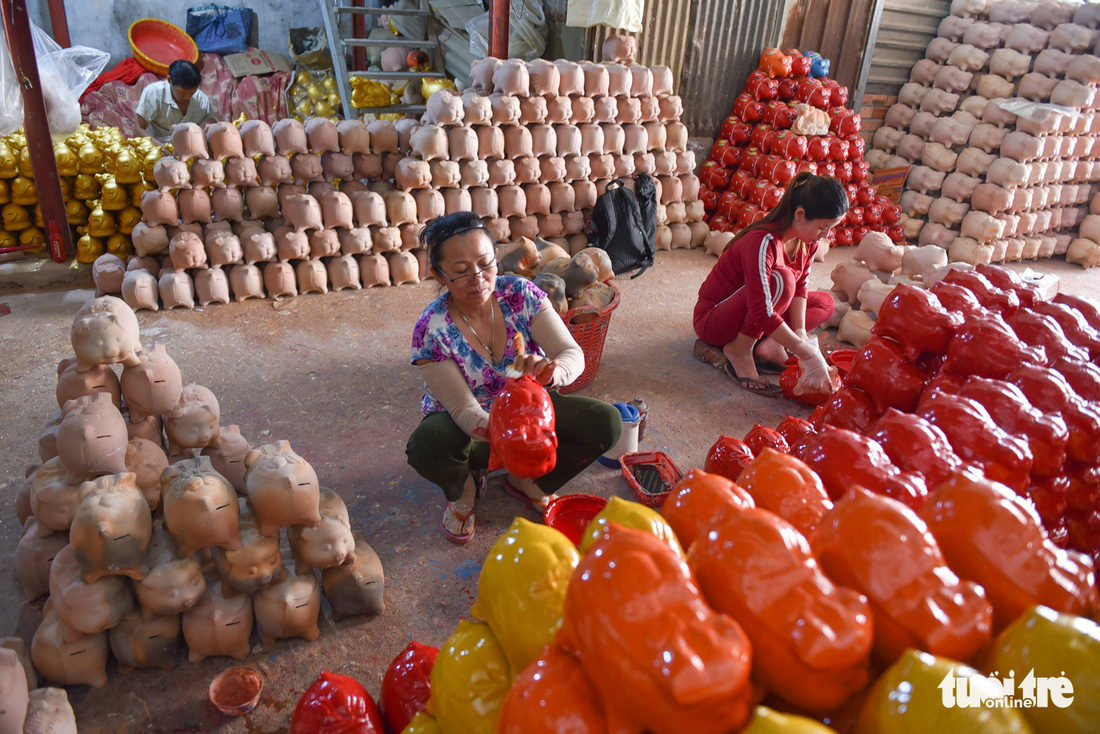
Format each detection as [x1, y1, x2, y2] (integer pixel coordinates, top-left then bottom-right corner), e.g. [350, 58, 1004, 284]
[186, 5, 254, 55]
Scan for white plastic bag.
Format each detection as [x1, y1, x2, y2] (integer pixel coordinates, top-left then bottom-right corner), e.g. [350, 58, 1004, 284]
[466, 0, 548, 61]
[566, 0, 644, 33]
[0, 20, 109, 137]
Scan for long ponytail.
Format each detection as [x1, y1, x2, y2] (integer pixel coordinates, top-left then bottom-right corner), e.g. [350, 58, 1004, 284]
[723, 172, 848, 252]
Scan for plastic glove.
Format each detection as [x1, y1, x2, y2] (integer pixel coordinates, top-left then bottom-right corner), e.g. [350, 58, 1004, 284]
[793, 337, 833, 395]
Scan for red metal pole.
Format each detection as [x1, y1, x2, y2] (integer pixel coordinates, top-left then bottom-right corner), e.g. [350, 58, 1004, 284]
[46, 0, 69, 47]
[2, 0, 73, 262]
[351, 0, 365, 71]
[488, 0, 509, 59]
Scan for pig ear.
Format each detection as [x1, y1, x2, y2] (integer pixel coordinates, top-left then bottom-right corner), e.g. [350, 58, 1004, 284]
[244, 448, 260, 472]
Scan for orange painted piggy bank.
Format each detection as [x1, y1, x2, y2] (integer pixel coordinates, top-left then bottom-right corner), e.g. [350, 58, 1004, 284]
[557, 523, 753, 734]
[660, 468, 755, 548]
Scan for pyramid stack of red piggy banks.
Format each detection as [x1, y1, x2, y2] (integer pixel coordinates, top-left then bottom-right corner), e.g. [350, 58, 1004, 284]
[727, 265, 1100, 560]
[868, 1, 1100, 268]
[701, 47, 903, 245]
[13, 296, 385, 690]
[98, 44, 705, 309]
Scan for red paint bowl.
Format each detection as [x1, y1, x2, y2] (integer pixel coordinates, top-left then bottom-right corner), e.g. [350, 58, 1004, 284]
[129, 19, 199, 76]
[828, 348, 858, 378]
[544, 494, 608, 545]
[209, 666, 263, 716]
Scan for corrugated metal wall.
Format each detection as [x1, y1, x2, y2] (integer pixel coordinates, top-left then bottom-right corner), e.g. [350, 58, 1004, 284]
[781, 0, 878, 93]
[863, 0, 950, 96]
[587, 0, 787, 137]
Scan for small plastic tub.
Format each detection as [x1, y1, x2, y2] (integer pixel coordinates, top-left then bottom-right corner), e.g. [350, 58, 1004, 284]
[827, 348, 858, 378]
[544, 494, 608, 545]
[209, 666, 263, 717]
[597, 402, 640, 468]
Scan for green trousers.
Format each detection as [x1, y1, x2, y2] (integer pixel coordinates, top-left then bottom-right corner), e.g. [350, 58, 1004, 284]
[406, 391, 623, 502]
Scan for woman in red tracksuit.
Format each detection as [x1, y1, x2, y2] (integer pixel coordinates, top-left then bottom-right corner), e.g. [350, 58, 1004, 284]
[694, 173, 847, 397]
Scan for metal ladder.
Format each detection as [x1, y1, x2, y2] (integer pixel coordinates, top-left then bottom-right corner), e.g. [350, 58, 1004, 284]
[319, 0, 447, 120]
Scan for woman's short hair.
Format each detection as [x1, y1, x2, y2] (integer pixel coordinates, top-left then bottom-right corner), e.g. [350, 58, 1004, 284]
[168, 60, 202, 90]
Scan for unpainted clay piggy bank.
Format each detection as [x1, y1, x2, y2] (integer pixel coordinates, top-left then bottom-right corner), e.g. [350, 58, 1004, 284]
[410, 124, 449, 162]
[831, 260, 878, 304]
[164, 384, 220, 456]
[493, 58, 530, 96]
[229, 263, 265, 301]
[134, 523, 205, 618]
[359, 252, 390, 287]
[900, 244, 948, 280]
[15, 516, 68, 600]
[153, 157, 190, 193]
[108, 610, 180, 673]
[56, 357, 121, 412]
[181, 580, 253, 662]
[212, 498, 282, 594]
[273, 118, 309, 155]
[71, 296, 141, 372]
[425, 88, 464, 125]
[388, 250, 420, 285]
[322, 532, 385, 620]
[288, 487, 355, 574]
[200, 424, 250, 493]
[338, 228, 372, 256]
[170, 123, 208, 162]
[49, 543, 133, 637]
[131, 222, 169, 257]
[191, 158, 225, 189]
[957, 147, 997, 177]
[253, 564, 321, 647]
[177, 188, 213, 225]
[257, 155, 293, 186]
[462, 90, 493, 125]
[297, 258, 329, 293]
[161, 456, 240, 557]
[1067, 238, 1100, 268]
[212, 187, 244, 222]
[968, 123, 1009, 153]
[1050, 22, 1094, 52]
[949, 236, 995, 265]
[960, 210, 1007, 242]
[857, 231, 905, 273]
[989, 48, 1031, 79]
[206, 121, 244, 161]
[240, 120, 276, 157]
[0, 648, 28, 731]
[304, 117, 339, 154]
[328, 254, 362, 290]
[241, 227, 276, 264]
[971, 183, 1013, 214]
[351, 190, 387, 227]
[1005, 24, 1050, 54]
[23, 686, 78, 733]
[31, 601, 109, 688]
[906, 165, 946, 194]
[928, 197, 970, 228]
[471, 56, 503, 92]
[244, 440, 321, 536]
[168, 230, 206, 271]
[395, 157, 433, 192]
[930, 116, 973, 147]
[205, 228, 243, 267]
[70, 473, 152, 582]
[126, 437, 168, 511]
[56, 392, 128, 482]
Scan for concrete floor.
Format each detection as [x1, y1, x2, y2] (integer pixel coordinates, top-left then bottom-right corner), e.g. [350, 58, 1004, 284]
[0, 247, 1096, 732]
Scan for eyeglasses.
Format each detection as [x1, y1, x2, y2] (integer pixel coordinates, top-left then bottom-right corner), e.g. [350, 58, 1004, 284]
[440, 258, 498, 287]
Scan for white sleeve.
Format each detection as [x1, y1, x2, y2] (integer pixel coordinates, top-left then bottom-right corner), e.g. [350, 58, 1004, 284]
[417, 360, 490, 438]
[530, 299, 585, 389]
[134, 84, 157, 121]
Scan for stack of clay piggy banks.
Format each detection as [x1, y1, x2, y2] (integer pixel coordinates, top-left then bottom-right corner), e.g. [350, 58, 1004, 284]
[868, 0, 1100, 268]
[12, 296, 385, 692]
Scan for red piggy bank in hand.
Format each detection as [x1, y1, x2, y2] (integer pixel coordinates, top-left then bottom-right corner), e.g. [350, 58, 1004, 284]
[488, 375, 557, 478]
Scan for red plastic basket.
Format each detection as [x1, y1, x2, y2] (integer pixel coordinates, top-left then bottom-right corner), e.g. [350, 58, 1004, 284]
[559, 282, 621, 394]
[620, 450, 684, 508]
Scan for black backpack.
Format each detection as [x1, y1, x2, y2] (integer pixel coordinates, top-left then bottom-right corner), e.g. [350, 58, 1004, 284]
[587, 177, 656, 278]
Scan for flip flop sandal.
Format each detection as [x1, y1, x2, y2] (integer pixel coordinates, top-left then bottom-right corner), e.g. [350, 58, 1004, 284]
[504, 480, 551, 511]
[724, 361, 783, 398]
[441, 502, 475, 544]
[753, 357, 785, 376]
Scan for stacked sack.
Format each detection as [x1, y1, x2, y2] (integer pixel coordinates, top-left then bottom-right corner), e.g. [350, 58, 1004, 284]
[0, 126, 159, 260]
[701, 47, 903, 246]
[868, 0, 1100, 267]
[13, 296, 385, 689]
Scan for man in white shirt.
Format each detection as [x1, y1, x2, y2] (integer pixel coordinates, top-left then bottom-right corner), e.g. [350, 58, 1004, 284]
[134, 60, 216, 143]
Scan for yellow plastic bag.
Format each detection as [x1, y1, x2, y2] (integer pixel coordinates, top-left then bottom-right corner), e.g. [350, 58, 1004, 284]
[470, 518, 579, 673]
[578, 496, 685, 557]
[428, 619, 511, 734]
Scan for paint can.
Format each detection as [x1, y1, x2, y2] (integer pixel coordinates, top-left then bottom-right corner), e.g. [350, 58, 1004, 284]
[597, 402, 640, 468]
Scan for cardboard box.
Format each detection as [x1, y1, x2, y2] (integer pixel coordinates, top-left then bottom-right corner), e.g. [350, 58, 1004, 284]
[224, 49, 294, 78]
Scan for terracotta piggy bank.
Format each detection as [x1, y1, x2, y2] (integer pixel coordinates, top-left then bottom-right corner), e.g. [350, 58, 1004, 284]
[30, 459, 82, 534]
[49, 543, 133, 637]
[322, 532, 385, 620]
[239, 120, 276, 157]
[125, 437, 168, 511]
[70, 295, 142, 372]
[14, 517, 68, 600]
[181, 580, 253, 662]
[135, 523, 206, 618]
[165, 384, 221, 456]
[273, 118, 309, 155]
[212, 498, 283, 593]
[119, 343, 182, 424]
[200, 424, 250, 493]
[0, 648, 28, 731]
[56, 392, 128, 483]
[288, 487, 355, 573]
[170, 123, 208, 162]
[254, 564, 322, 646]
[22, 687, 78, 734]
[31, 601, 109, 688]
[70, 473, 152, 582]
[244, 440, 321, 536]
[55, 357, 121, 413]
[161, 456, 241, 557]
[153, 157, 190, 193]
[108, 610, 181, 672]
